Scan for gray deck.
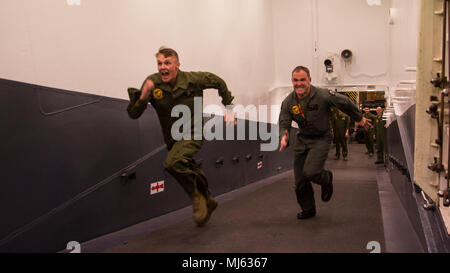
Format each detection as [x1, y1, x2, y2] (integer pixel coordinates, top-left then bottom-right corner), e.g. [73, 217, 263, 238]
[81, 144, 423, 253]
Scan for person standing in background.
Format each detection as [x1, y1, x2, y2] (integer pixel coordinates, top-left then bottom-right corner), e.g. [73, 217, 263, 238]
[362, 107, 376, 157]
[374, 107, 387, 165]
[332, 109, 350, 161]
[330, 107, 338, 149]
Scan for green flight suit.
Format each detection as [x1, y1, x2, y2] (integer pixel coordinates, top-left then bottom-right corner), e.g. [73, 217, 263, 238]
[363, 112, 377, 154]
[330, 107, 338, 145]
[127, 70, 234, 199]
[332, 112, 350, 158]
[374, 113, 387, 162]
[278, 86, 362, 212]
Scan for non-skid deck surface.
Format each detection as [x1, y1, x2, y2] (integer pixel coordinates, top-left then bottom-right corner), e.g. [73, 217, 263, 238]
[102, 144, 385, 253]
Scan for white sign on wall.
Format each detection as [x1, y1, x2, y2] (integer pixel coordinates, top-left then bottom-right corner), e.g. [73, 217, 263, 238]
[151, 181, 165, 195]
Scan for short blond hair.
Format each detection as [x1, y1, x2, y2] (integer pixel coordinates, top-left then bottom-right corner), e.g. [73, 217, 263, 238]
[155, 46, 179, 61]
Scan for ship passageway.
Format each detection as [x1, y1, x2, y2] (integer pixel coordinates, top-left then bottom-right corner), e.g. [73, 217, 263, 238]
[81, 144, 423, 253]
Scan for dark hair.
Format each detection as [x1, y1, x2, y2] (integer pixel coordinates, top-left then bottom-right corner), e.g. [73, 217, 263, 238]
[155, 46, 179, 61]
[292, 66, 310, 77]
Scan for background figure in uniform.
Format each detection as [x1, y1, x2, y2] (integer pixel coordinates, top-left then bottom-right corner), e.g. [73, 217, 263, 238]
[374, 107, 387, 164]
[362, 107, 376, 157]
[126, 47, 235, 227]
[330, 107, 338, 148]
[278, 66, 370, 220]
[332, 109, 350, 161]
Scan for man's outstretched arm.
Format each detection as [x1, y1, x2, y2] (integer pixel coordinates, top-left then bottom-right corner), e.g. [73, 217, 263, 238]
[126, 79, 154, 119]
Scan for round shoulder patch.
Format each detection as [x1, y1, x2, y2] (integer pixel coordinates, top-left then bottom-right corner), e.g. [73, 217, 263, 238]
[153, 88, 164, 100]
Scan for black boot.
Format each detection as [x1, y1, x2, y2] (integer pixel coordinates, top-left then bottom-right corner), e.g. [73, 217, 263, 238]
[321, 171, 333, 202]
[297, 208, 316, 219]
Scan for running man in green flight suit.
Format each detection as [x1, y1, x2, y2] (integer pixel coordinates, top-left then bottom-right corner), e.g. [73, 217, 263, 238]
[127, 47, 235, 226]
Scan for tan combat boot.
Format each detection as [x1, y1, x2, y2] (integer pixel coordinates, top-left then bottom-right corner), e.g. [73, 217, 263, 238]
[191, 189, 208, 225]
[197, 197, 218, 227]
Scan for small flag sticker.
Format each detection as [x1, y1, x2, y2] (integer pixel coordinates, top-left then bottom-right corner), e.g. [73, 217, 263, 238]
[151, 181, 164, 195]
[257, 161, 263, 169]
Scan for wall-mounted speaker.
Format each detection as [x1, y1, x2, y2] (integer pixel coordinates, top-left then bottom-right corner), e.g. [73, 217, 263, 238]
[341, 49, 353, 62]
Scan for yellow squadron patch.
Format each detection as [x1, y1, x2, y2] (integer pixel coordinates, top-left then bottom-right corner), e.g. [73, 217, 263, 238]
[292, 105, 300, 115]
[153, 89, 163, 100]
